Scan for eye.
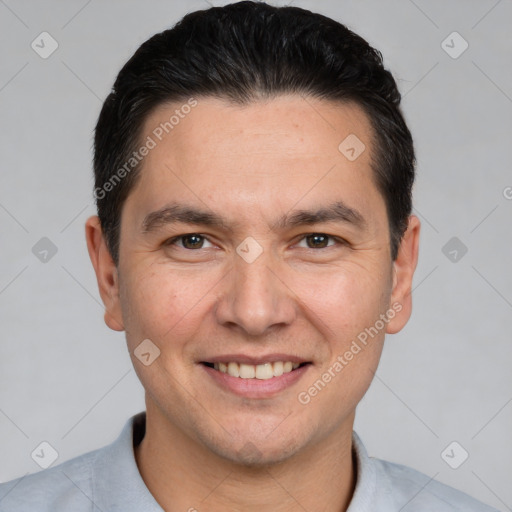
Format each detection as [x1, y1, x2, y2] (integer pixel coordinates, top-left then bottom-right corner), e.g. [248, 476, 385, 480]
[296, 233, 338, 249]
[165, 234, 214, 250]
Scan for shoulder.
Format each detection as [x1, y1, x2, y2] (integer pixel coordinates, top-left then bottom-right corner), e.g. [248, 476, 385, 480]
[0, 413, 152, 512]
[0, 448, 102, 512]
[374, 458, 499, 511]
[350, 431, 498, 512]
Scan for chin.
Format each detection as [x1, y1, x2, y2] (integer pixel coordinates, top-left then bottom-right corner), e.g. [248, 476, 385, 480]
[200, 422, 309, 468]
[223, 439, 302, 467]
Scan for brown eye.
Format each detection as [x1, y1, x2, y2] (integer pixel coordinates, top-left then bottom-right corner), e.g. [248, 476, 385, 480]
[180, 234, 205, 249]
[166, 234, 213, 250]
[303, 233, 332, 249]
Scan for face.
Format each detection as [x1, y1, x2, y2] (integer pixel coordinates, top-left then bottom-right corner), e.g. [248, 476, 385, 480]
[87, 95, 419, 465]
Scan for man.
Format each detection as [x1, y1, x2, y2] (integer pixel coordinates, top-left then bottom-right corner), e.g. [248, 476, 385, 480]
[0, 2, 498, 510]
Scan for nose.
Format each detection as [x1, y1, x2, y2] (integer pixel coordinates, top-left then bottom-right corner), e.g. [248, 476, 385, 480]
[214, 253, 297, 337]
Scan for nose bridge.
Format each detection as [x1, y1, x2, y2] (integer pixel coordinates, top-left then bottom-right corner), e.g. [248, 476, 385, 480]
[215, 247, 295, 336]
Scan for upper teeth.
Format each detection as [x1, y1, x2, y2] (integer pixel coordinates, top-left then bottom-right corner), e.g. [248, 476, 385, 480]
[213, 361, 301, 379]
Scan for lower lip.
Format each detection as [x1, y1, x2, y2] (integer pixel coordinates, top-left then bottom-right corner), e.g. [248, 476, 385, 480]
[201, 363, 311, 398]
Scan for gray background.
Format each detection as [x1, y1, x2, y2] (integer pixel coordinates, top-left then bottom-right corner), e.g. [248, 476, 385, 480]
[0, 0, 511, 509]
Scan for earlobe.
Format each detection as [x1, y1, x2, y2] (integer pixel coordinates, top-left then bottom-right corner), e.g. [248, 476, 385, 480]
[386, 215, 421, 335]
[85, 216, 125, 332]
[104, 307, 124, 332]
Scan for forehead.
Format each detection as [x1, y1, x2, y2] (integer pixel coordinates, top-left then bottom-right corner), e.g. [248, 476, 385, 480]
[127, 95, 383, 226]
[142, 95, 373, 164]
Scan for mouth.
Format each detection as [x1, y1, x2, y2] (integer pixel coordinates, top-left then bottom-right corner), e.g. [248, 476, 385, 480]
[201, 361, 310, 379]
[200, 357, 312, 398]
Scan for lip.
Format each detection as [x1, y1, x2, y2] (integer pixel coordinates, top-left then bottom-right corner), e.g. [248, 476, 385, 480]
[200, 361, 312, 399]
[200, 353, 309, 365]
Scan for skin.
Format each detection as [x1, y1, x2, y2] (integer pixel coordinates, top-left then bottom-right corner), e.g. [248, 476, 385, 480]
[86, 95, 420, 512]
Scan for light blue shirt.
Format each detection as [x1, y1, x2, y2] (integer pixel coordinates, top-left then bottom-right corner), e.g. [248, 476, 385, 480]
[0, 412, 498, 511]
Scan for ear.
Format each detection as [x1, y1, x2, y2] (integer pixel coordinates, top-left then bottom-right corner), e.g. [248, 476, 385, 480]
[386, 215, 421, 334]
[85, 216, 124, 332]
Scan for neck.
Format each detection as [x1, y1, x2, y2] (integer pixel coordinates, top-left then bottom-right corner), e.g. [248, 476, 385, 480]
[135, 403, 356, 512]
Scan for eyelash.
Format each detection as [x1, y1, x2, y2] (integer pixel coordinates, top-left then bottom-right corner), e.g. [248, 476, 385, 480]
[164, 233, 345, 250]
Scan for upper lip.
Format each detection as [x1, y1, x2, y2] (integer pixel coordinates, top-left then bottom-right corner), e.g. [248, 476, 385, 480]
[201, 353, 310, 365]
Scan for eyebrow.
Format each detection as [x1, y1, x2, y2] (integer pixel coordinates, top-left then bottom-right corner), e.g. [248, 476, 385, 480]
[142, 200, 367, 233]
[273, 201, 366, 231]
[142, 204, 227, 233]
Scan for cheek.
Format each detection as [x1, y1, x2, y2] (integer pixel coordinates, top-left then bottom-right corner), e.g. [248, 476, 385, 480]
[119, 266, 213, 349]
[294, 270, 388, 416]
[291, 261, 392, 342]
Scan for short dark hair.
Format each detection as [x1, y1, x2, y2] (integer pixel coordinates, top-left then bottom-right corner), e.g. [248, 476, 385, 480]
[93, 0, 415, 264]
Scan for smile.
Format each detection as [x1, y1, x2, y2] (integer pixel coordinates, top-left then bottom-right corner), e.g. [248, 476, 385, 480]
[201, 357, 312, 398]
[205, 361, 305, 379]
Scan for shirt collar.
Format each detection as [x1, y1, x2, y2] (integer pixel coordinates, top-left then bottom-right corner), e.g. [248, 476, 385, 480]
[347, 430, 380, 511]
[92, 411, 163, 511]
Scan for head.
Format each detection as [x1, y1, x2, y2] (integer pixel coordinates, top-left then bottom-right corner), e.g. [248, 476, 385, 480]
[87, 1, 420, 465]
